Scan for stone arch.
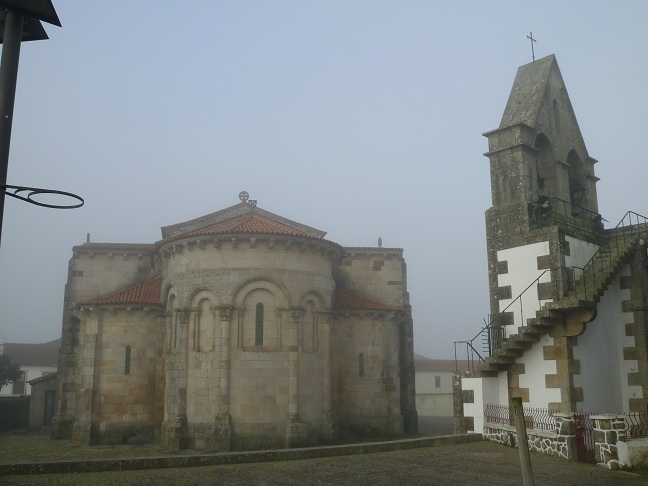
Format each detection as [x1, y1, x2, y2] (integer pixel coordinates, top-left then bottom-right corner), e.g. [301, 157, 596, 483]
[166, 292, 178, 351]
[232, 278, 290, 349]
[567, 149, 587, 211]
[298, 290, 327, 310]
[534, 133, 555, 200]
[299, 291, 325, 352]
[232, 277, 291, 308]
[160, 282, 175, 307]
[188, 289, 216, 352]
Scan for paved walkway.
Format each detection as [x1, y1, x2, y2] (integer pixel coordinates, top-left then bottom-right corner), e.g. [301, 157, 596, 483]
[3, 439, 647, 485]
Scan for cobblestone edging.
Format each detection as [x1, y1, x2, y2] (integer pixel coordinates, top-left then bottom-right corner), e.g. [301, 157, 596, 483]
[0, 434, 482, 476]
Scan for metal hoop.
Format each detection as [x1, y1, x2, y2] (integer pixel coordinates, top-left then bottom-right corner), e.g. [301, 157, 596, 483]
[3, 184, 84, 209]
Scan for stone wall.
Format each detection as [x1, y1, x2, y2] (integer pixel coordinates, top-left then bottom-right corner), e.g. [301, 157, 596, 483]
[483, 412, 575, 460]
[334, 312, 404, 439]
[484, 412, 637, 469]
[591, 414, 627, 469]
[336, 248, 409, 308]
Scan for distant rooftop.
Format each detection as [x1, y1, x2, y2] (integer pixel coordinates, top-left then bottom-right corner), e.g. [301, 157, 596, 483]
[1, 339, 60, 366]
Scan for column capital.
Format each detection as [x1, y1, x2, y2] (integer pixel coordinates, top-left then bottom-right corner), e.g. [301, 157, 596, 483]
[288, 307, 305, 320]
[175, 308, 191, 323]
[213, 304, 234, 321]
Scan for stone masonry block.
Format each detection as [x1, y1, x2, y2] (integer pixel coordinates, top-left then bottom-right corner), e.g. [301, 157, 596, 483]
[497, 285, 512, 300]
[508, 363, 525, 375]
[543, 345, 566, 360]
[537, 281, 555, 301]
[624, 347, 643, 360]
[461, 390, 474, 404]
[510, 388, 529, 402]
[496, 260, 508, 275]
[545, 374, 568, 389]
[537, 254, 552, 270]
[501, 312, 514, 327]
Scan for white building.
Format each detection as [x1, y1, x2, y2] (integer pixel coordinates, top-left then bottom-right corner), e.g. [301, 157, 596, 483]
[0, 339, 59, 396]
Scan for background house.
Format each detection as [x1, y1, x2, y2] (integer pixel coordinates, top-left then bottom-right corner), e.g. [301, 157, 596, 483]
[415, 354, 468, 417]
[0, 339, 59, 396]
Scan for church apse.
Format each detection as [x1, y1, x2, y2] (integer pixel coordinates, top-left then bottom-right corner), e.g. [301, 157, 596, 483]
[54, 195, 417, 450]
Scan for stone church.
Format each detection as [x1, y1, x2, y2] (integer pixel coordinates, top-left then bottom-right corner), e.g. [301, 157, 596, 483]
[455, 54, 648, 432]
[53, 194, 417, 450]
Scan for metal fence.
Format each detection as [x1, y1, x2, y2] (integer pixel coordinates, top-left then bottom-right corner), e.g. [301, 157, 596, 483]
[483, 403, 557, 432]
[626, 408, 648, 438]
[484, 404, 648, 438]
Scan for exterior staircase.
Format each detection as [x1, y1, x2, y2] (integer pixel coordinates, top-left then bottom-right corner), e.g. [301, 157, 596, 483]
[479, 215, 648, 374]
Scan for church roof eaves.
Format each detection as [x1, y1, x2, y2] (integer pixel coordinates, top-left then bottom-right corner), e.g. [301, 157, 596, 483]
[343, 246, 403, 252]
[80, 276, 162, 306]
[334, 288, 402, 312]
[72, 242, 155, 252]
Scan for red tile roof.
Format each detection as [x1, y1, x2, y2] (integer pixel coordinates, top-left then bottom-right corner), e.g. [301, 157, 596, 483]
[165, 213, 318, 244]
[27, 371, 57, 385]
[83, 276, 162, 306]
[334, 288, 401, 312]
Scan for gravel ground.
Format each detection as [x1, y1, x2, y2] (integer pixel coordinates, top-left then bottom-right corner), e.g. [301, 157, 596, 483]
[2, 440, 648, 486]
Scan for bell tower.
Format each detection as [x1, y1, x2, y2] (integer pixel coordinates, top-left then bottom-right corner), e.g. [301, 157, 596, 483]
[484, 55, 602, 319]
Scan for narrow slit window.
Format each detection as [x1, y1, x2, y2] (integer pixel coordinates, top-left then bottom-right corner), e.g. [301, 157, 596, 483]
[435, 375, 441, 388]
[359, 353, 364, 376]
[255, 303, 264, 346]
[125, 346, 131, 375]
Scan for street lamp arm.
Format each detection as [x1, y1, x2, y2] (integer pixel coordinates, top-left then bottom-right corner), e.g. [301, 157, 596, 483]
[3, 184, 84, 209]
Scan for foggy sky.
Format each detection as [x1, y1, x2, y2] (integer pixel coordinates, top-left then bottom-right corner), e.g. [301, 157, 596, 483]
[0, 1, 646, 359]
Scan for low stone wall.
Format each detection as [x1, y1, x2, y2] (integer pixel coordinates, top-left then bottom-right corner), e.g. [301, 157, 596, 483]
[484, 412, 636, 469]
[484, 413, 576, 461]
[591, 415, 626, 470]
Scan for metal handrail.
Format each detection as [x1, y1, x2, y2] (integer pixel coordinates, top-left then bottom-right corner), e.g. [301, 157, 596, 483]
[571, 211, 648, 301]
[545, 197, 602, 225]
[454, 210, 648, 373]
[454, 269, 553, 368]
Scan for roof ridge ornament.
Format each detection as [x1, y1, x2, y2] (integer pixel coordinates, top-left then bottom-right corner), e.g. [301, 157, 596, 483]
[239, 190, 257, 207]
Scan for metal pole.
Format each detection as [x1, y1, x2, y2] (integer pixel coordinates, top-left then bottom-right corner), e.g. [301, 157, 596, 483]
[0, 9, 24, 248]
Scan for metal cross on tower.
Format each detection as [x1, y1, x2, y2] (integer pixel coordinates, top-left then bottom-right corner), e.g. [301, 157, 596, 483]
[527, 32, 537, 61]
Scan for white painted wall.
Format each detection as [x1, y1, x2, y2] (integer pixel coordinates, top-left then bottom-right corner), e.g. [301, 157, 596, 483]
[460, 370, 509, 433]
[516, 334, 561, 408]
[497, 241, 551, 334]
[573, 265, 641, 412]
[564, 235, 599, 270]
